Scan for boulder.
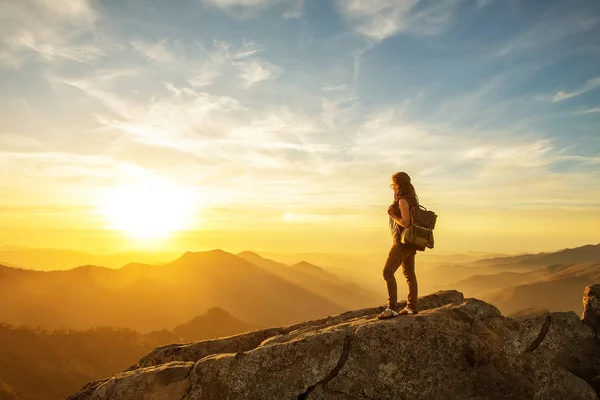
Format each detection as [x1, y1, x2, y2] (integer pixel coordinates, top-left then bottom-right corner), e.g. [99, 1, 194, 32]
[69, 362, 193, 400]
[582, 284, 600, 335]
[136, 290, 465, 369]
[69, 289, 600, 400]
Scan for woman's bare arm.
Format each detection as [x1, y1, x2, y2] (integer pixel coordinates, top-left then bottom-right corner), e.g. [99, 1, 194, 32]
[392, 198, 411, 228]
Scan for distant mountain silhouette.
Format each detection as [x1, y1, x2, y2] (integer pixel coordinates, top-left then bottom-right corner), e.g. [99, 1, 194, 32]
[252, 251, 373, 268]
[453, 270, 533, 296]
[252, 251, 384, 290]
[173, 307, 258, 343]
[0, 247, 178, 271]
[3, 244, 596, 332]
[418, 244, 600, 315]
[254, 249, 511, 294]
[256, 250, 505, 268]
[449, 264, 573, 298]
[482, 263, 600, 315]
[419, 264, 486, 287]
[470, 244, 600, 271]
[237, 251, 379, 310]
[0, 249, 351, 331]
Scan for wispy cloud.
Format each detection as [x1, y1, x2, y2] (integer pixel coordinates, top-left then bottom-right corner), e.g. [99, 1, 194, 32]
[235, 59, 281, 87]
[130, 38, 177, 63]
[0, 151, 131, 180]
[0, 133, 45, 150]
[337, 0, 415, 41]
[577, 106, 600, 114]
[57, 70, 307, 160]
[342, 105, 600, 210]
[204, 0, 278, 7]
[4, 32, 105, 63]
[0, 0, 103, 66]
[489, 5, 600, 59]
[57, 69, 142, 119]
[189, 40, 271, 87]
[32, 0, 96, 21]
[463, 140, 555, 172]
[322, 84, 349, 92]
[48, 55, 600, 214]
[336, 0, 459, 41]
[202, 0, 283, 18]
[1, 0, 599, 250]
[552, 76, 600, 102]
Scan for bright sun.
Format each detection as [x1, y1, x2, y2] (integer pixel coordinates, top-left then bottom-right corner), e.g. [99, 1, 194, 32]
[100, 178, 197, 240]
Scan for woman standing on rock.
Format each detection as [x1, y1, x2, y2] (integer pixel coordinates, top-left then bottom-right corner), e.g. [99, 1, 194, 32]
[378, 172, 419, 319]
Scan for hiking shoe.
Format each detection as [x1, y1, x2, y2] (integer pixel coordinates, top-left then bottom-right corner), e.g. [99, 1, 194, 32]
[377, 307, 399, 320]
[398, 307, 418, 316]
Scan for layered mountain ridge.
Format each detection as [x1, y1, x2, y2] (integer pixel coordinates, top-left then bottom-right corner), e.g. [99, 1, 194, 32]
[0, 249, 379, 332]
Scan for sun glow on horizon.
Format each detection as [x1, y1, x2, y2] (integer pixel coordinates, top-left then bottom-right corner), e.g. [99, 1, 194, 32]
[99, 178, 198, 240]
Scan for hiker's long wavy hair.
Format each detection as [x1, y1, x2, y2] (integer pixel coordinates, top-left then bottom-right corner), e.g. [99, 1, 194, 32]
[389, 172, 419, 231]
[392, 172, 419, 207]
[393, 182, 419, 207]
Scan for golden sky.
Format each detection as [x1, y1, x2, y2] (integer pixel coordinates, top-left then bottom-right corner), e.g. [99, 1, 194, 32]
[1, 0, 599, 255]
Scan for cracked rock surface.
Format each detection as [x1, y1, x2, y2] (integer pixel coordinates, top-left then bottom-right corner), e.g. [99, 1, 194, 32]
[68, 289, 600, 400]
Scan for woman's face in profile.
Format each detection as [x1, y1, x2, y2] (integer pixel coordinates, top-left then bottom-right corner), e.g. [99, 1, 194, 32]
[390, 183, 398, 198]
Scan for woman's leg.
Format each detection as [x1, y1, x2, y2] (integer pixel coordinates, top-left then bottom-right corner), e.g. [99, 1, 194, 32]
[383, 244, 403, 310]
[401, 249, 418, 311]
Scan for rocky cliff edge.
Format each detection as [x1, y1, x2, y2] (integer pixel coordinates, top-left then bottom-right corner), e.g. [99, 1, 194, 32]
[68, 285, 600, 400]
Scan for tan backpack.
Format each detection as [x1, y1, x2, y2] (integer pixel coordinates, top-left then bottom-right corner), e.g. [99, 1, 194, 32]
[400, 204, 437, 251]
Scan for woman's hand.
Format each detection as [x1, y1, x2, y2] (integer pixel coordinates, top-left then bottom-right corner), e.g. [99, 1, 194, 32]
[387, 205, 397, 218]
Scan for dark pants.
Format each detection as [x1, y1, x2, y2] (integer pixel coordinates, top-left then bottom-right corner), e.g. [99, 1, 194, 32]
[383, 243, 418, 310]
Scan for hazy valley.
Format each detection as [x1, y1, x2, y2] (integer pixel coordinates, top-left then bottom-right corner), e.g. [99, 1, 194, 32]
[1, 244, 599, 400]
